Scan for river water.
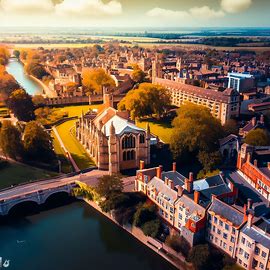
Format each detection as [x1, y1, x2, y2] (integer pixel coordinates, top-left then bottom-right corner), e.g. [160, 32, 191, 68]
[0, 201, 176, 270]
[6, 59, 43, 95]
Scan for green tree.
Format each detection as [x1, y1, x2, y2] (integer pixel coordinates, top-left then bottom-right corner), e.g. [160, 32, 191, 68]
[187, 244, 210, 270]
[118, 83, 170, 120]
[96, 174, 123, 199]
[197, 150, 222, 173]
[133, 203, 157, 227]
[141, 219, 161, 238]
[23, 121, 55, 162]
[245, 129, 270, 146]
[170, 103, 224, 160]
[7, 89, 35, 121]
[0, 121, 23, 160]
[13, 50, 20, 59]
[82, 68, 115, 94]
[223, 119, 239, 136]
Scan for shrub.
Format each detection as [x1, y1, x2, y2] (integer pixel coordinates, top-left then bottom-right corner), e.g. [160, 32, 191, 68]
[141, 219, 161, 238]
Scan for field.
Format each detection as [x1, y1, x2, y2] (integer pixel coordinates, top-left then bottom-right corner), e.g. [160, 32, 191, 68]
[136, 119, 173, 144]
[53, 104, 102, 170]
[0, 162, 58, 189]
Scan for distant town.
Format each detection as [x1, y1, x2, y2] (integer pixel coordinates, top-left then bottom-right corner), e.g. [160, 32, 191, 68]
[0, 29, 270, 270]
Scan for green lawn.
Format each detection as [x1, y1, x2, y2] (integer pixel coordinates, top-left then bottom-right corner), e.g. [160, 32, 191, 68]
[54, 104, 102, 118]
[0, 162, 58, 190]
[56, 119, 95, 170]
[136, 119, 173, 144]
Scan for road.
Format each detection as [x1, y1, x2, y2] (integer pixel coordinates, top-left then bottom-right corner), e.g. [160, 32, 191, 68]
[0, 170, 135, 201]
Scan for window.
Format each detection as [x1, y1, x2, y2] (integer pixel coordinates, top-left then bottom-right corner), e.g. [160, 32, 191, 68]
[259, 262, 264, 269]
[214, 217, 218, 224]
[217, 229, 221, 235]
[231, 236, 235, 243]
[225, 224, 229, 231]
[255, 247, 260, 255]
[232, 228, 236, 235]
[219, 220, 223, 227]
[123, 150, 135, 161]
[223, 233, 228, 240]
[139, 134, 145, 144]
[122, 134, 136, 149]
[241, 237, 246, 244]
[262, 251, 267, 258]
[244, 252, 249, 260]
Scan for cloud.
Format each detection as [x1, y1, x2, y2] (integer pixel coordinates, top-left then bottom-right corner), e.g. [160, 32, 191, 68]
[189, 6, 225, 18]
[146, 6, 224, 20]
[1, 0, 54, 14]
[221, 0, 252, 13]
[55, 0, 122, 17]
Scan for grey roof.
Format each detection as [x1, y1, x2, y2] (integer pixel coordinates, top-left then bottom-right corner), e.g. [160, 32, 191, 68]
[209, 198, 245, 227]
[162, 171, 186, 187]
[242, 225, 270, 249]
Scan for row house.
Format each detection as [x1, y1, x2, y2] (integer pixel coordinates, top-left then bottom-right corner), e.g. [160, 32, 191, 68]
[237, 144, 270, 202]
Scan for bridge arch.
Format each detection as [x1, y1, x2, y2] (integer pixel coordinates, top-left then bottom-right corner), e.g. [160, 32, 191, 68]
[7, 200, 39, 216]
[43, 190, 71, 204]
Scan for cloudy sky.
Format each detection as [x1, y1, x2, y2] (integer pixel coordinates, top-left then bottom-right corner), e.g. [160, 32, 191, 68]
[0, 0, 269, 28]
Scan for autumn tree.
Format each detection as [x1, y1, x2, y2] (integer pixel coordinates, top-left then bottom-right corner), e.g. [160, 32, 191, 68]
[13, 50, 20, 59]
[0, 121, 23, 160]
[26, 61, 48, 79]
[170, 103, 224, 163]
[118, 83, 170, 120]
[7, 89, 35, 121]
[245, 129, 270, 146]
[0, 46, 10, 65]
[131, 65, 147, 83]
[23, 121, 55, 162]
[82, 68, 115, 94]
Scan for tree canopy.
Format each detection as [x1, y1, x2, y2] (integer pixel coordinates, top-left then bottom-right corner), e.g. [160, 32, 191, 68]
[23, 121, 55, 162]
[170, 103, 224, 160]
[245, 128, 270, 146]
[26, 61, 48, 79]
[96, 174, 123, 199]
[82, 68, 115, 94]
[0, 121, 23, 160]
[131, 65, 147, 83]
[0, 46, 10, 65]
[118, 83, 170, 120]
[7, 89, 35, 121]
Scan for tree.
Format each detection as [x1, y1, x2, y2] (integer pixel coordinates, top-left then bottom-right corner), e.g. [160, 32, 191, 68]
[0, 46, 10, 65]
[7, 89, 35, 121]
[118, 83, 170, 120]
[26, 61, 48, 79]
[131, 65, 147, 83]
[0, 121, 23, 160]
[170, 103, 224, 160]
[23, 121, 55, 162]
[223, 119, 239, 136]
[96, 174, 123, 199]
[133, 203, 157, 227]
[245, 129, 270, 146]
[187, 244, 210, 270]
[13, 50, 20, 59]
[82, 68, 115, 94]
[141, 219, 161, 238]
[32, 95, 45, 106]
[165, 235, 191, 256]
[197, 150, 222, 173]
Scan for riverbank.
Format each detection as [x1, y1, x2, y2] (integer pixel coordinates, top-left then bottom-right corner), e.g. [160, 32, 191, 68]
[29, 74, 57, 98]
[82, 198, 192, 270]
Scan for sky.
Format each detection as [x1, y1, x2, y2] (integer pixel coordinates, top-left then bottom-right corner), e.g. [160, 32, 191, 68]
[0, 0, 269, 28]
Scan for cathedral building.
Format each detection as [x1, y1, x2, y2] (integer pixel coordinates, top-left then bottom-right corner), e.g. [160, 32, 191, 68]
[76, 94, 151, 174]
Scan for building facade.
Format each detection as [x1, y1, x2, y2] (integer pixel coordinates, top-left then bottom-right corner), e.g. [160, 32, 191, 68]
[76, 94, 151, 173]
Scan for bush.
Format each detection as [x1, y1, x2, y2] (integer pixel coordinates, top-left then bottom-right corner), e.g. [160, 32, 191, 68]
[165, 235, 191, 256]
[187, 244, 210, 270]
[141, 219, 161, 238]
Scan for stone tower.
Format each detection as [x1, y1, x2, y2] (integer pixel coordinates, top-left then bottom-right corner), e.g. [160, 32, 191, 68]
[108, 121, 118, 175]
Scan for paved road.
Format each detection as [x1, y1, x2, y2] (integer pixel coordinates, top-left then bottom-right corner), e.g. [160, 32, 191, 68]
[0, 170, 135, 201]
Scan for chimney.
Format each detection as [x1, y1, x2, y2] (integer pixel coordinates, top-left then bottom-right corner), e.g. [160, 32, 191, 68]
[139, 160, 145, 170]
[254, 159, 258, 167]
[194, 191, 200, 204]
[185, 178, 193, 193]
[168, 180, 174, 190]
[247, 212, 254, 228]
[172, 162, 177, 172]
[156, 165, 163, 179]
[268, 162, 270, 170]
[251, 117, 256, 127]
[189, 172, 194, 182]
[247, 153, 251, 163]
[247, 198, 253, 210]
[177, 186, 183, 197]
[260, 114, 264, 124]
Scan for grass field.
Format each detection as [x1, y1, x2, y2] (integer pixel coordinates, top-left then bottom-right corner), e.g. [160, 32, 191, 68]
[0, 162, 58, 190]
[136, 118, 173, 144]
[56, 119, 95, 170]
[54, 104, 103, 118]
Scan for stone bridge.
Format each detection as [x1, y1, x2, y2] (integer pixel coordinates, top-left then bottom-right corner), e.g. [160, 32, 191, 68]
[0, 177, 77, 216]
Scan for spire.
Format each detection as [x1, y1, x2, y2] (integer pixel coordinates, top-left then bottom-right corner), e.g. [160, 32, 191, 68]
[81, 109, 84, 118]
[146, 123, 150, 135]
[110, 121, 115, 136]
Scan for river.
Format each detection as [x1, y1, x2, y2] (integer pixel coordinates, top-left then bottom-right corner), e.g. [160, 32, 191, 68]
[6, 59, 43, 95]
[0, 201, 176, 270]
